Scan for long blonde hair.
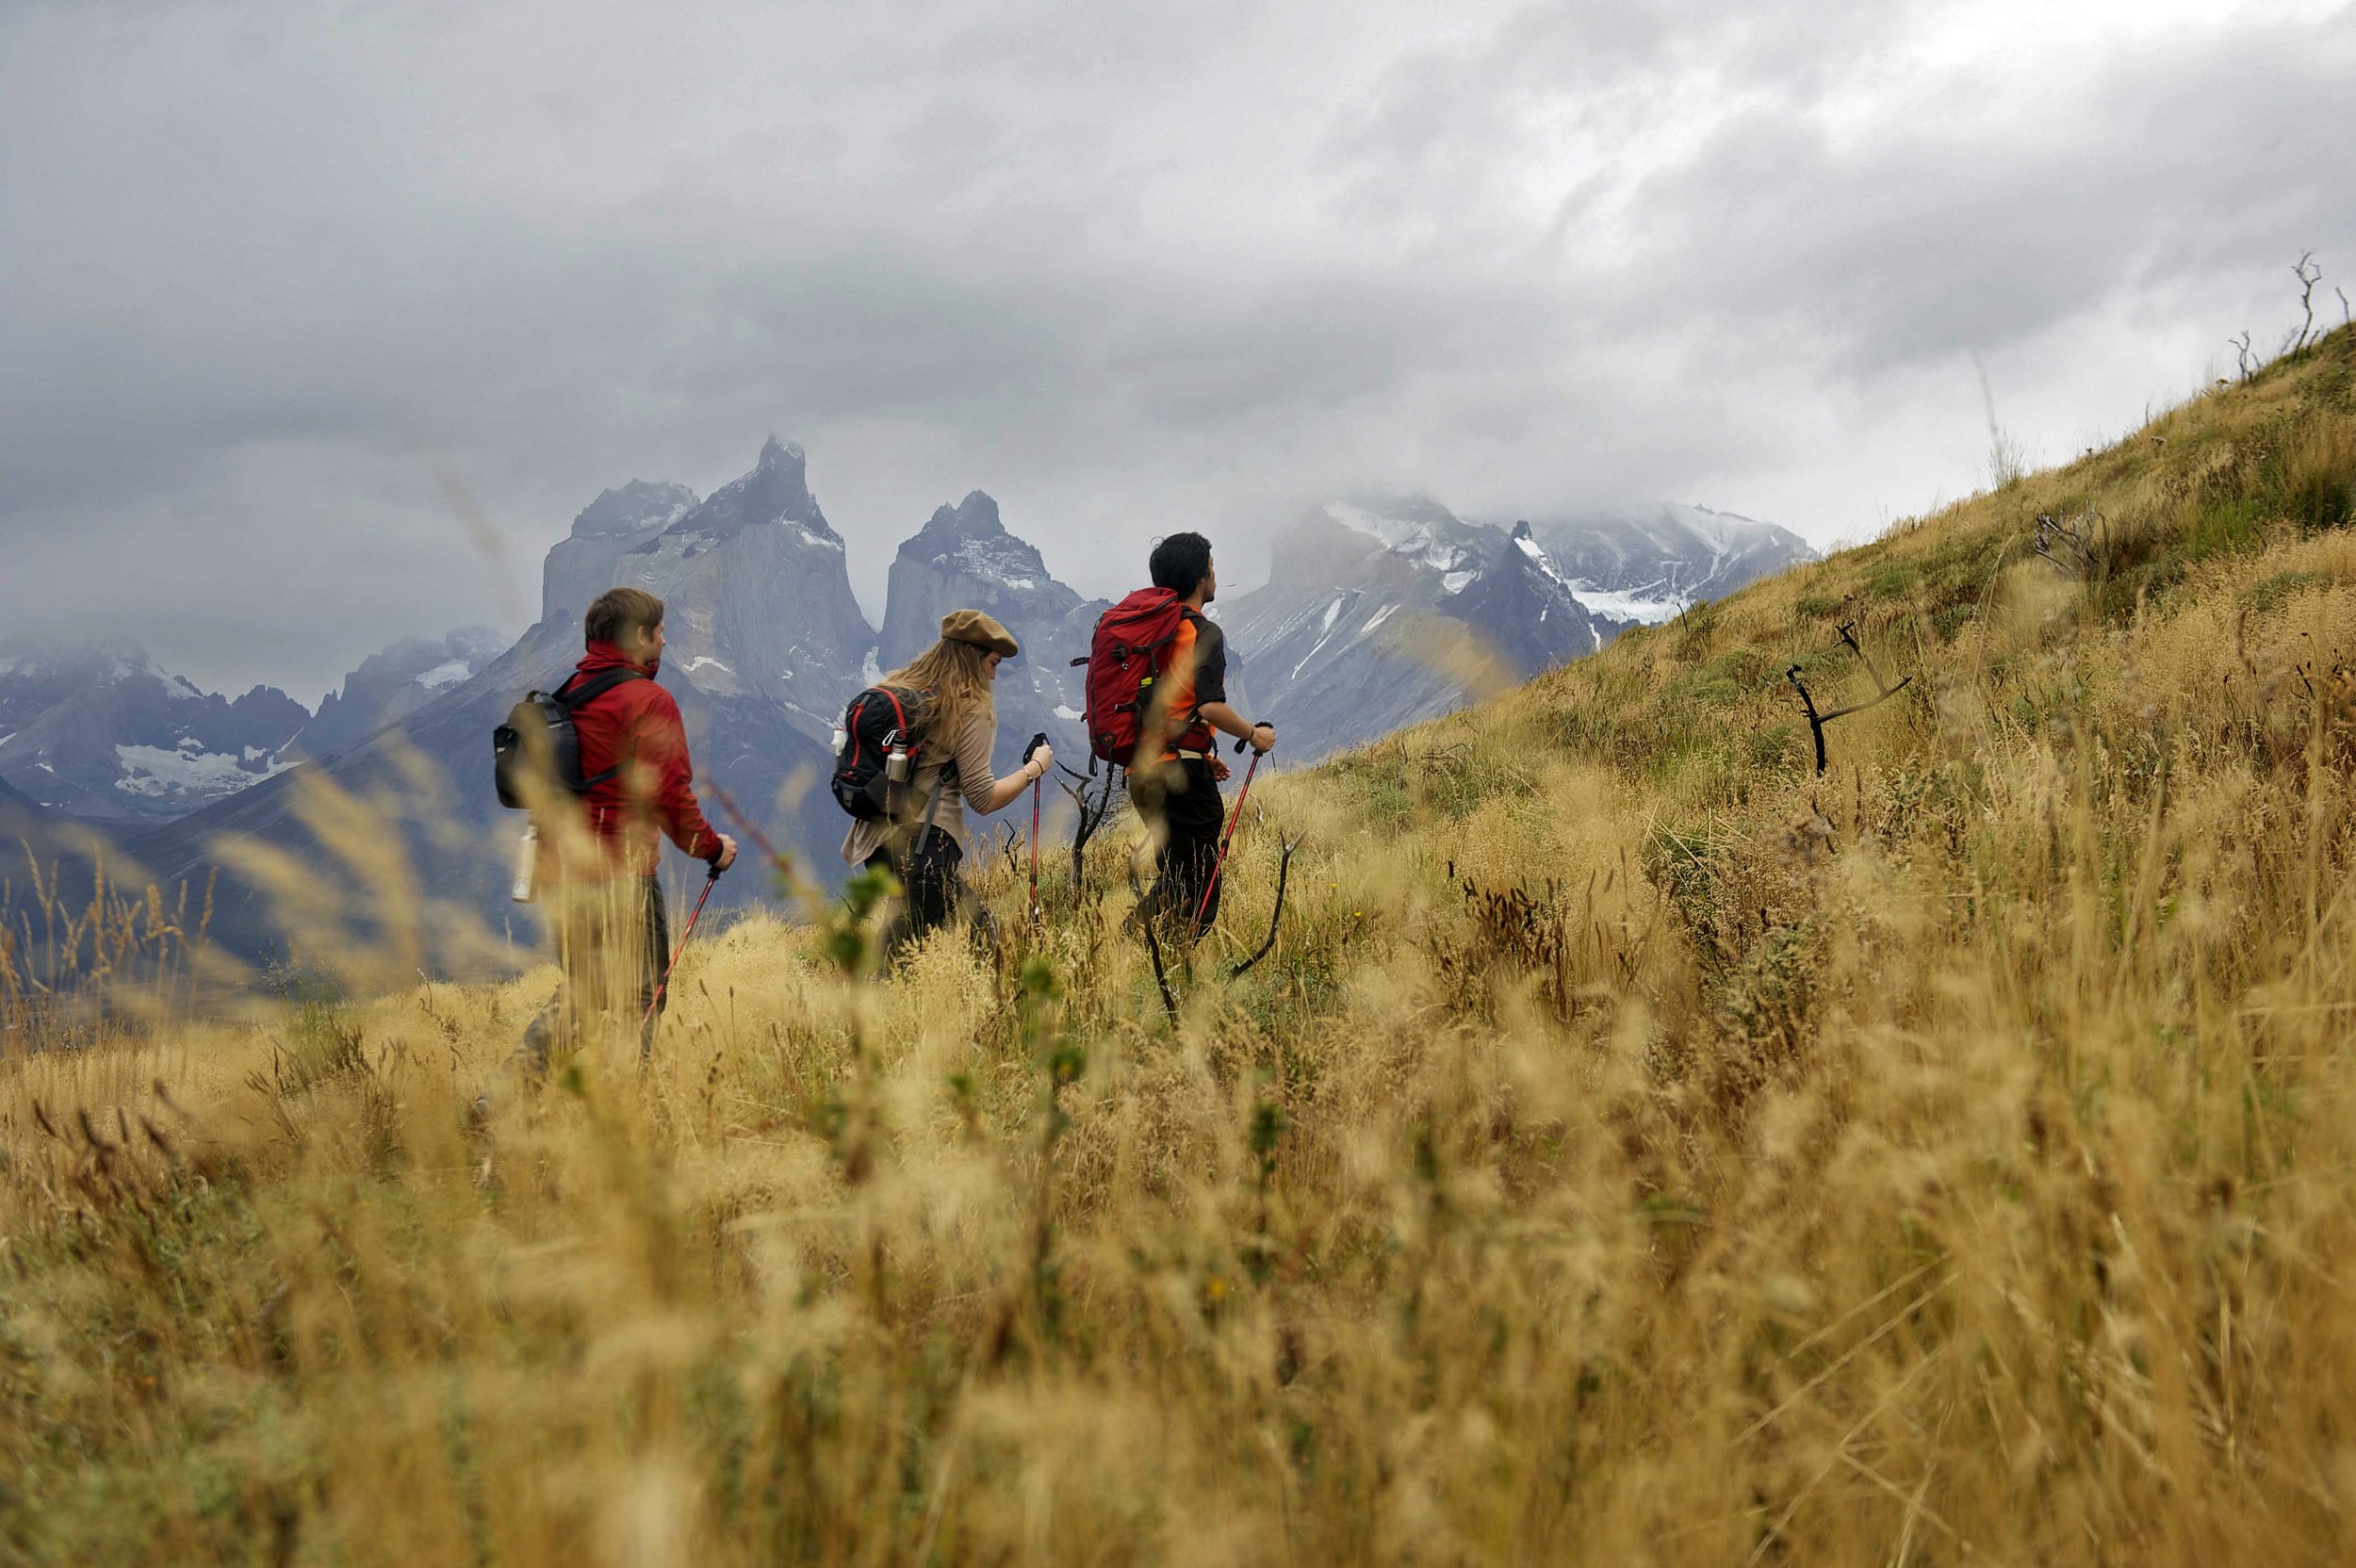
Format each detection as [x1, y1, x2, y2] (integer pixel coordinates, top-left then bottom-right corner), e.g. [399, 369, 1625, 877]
[883, 636, 996, 755]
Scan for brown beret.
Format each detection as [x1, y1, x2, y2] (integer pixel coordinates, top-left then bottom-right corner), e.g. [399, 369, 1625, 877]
[941, 608, 1019, 659]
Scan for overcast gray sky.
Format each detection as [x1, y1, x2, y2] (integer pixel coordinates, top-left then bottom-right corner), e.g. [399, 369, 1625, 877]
[3, 0, 2351, 699]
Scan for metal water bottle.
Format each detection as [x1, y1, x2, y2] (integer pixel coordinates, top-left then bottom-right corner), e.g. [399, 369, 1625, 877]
[885, 742, 911, 785]
[511, 822, 539, 904]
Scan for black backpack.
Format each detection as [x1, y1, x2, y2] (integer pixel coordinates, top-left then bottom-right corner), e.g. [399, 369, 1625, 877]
[831, 685, 931, 821]
[493, 668, 646, 808]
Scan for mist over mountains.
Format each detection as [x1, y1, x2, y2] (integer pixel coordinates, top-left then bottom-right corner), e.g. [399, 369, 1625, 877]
[4, 437, 1809, 966]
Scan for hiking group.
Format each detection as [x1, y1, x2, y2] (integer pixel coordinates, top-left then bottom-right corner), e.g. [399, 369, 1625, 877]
[494, 530, 1275, 1071]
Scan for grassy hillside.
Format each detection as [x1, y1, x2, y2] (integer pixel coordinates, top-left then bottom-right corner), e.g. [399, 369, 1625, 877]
[6, 325, 2356, 1564]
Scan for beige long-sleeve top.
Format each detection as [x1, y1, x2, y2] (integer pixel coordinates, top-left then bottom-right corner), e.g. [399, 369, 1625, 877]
[840, 707, 1007, 865]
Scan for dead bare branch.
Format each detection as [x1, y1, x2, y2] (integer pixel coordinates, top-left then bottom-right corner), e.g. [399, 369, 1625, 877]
[1787, 622, 1915, 776]
[1227, 832, 1303, 979]
[1055, 762, 1123, 891]
[1140, 917, 1178, 1021]
[2033, 511, 2099, 579]
[2293, 252, 2322, 352]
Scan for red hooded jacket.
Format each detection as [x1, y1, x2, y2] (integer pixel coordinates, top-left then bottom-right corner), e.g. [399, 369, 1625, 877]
[542, 641, 720, 880]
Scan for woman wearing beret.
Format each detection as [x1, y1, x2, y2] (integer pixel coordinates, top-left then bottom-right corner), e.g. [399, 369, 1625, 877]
[842, 609, 1053, 960]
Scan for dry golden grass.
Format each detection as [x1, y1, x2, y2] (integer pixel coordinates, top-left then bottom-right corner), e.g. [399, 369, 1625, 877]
[5, 328, 2356, 1565]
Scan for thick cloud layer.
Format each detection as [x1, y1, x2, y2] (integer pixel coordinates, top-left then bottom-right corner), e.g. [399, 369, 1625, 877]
[3, 0, 2350, 695]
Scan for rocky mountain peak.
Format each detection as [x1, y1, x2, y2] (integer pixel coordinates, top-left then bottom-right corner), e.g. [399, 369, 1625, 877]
[571, 480, 698, 540]
[303, 626, 511, 759]
[1440, 522, 1615, 677]
[665, 435, 831, 546]
[913, 490, 1005, 542]
[547, 482, 696, 624]
[878, 491, 1093, 691]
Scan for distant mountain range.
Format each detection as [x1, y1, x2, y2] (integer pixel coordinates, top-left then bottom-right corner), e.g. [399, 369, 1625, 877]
[1530, 501, 1822, 623]
[1218, 495, 1814, 758]
[0, 647, 310, 825]
[2, 439, 1812, 969]
[0, 629, 509, 825]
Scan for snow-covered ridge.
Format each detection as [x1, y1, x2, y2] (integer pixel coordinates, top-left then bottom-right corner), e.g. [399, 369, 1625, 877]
[1323, 499, 1484, 574]
[945, 535, 1043, 590]
[1531, 502, 1816, 606]
[1512, 530, 1572, 590]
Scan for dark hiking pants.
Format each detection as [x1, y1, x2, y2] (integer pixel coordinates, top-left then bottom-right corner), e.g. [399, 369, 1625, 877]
[516, 874, 669, 1071]
[1134, 756, 1226, 938]
[866, 835, 971, 965]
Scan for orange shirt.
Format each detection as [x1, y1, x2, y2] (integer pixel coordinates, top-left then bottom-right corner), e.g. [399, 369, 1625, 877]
[1153, 608, 1227, 760]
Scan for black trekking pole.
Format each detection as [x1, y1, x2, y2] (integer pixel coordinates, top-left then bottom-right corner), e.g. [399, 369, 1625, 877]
[1021, 732, 1049, 923]
[1189, 737, 1261, 940]
[644, 862, 723, 1031]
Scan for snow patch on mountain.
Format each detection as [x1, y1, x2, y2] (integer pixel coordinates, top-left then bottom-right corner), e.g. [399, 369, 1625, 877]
[1566, 585, 1688, 625]
[114, 742, 290, 799]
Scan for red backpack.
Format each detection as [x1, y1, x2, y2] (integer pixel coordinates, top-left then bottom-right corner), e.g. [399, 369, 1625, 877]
[1076, 587, 1190, 767]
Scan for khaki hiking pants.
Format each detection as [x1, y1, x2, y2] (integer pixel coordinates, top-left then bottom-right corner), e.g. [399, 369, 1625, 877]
[515, 874, 670, 1073]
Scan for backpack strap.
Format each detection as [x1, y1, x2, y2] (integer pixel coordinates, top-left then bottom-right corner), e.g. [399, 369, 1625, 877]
[553, 667, 649, 790]
[553, 667, 647, 709]
[906, 738, 961, 860]
[910, 766, 951, 861]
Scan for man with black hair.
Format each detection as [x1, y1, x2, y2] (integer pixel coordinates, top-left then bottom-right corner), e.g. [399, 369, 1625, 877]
[1133, 531, 1275, 935]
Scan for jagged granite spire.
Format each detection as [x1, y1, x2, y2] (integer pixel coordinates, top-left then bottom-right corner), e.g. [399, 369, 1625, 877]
[874, 490, 1104, 752]
[878, 490, 1084, 669]
[667, 435, 830, 544]
[1441, 519, 1615, 675]
[544, 481, 698, 623]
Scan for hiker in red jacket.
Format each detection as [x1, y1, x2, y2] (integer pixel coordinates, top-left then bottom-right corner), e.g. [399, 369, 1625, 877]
[516, 586, 736, 1072]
